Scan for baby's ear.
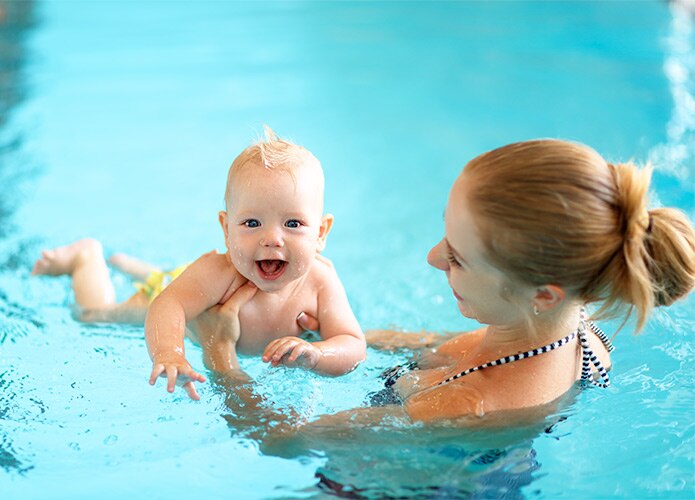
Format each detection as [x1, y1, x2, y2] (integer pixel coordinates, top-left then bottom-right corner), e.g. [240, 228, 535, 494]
[218, 211, 230, 241]
[317, 214, 334, 252]
[218, 211, 232, 263]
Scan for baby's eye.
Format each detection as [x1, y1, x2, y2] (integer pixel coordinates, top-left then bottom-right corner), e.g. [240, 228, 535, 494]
[285, 219, 302, 228]
[243, 219, 261, 228]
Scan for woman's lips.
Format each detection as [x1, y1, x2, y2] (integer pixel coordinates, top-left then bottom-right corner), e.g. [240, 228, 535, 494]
[452, 289, 463, 301]
[256, 260, 288, 281]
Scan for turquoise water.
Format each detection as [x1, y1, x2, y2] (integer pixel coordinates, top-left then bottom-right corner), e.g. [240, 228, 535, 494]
[1, 1, 693, 498]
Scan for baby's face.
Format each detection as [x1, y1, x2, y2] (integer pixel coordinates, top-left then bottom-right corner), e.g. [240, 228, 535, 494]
[221, 162, 328, 292]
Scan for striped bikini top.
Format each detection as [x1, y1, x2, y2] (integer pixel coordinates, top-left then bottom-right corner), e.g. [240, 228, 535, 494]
[437, 308, 614, 389]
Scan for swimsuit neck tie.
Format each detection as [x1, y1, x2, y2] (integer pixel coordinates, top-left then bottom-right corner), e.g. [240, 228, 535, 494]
[437, 307, 612, 388]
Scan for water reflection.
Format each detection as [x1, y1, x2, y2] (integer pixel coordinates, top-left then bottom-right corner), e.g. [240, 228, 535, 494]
[0, 0, 36, 238]
[0, 0, 37, 476]
[216, 369, 579, 499]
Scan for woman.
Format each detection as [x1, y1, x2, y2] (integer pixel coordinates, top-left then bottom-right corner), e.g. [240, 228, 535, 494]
[208, 139, 695, 423]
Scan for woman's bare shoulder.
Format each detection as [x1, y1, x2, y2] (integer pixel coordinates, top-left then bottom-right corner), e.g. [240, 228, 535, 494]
[434, 328, 486, 356]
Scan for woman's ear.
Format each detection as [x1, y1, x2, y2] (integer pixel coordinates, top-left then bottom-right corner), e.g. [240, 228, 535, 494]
[531, 284, 566, 314]
[317, 214, 334, 252]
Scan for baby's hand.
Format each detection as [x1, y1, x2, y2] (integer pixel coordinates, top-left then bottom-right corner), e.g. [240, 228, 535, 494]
[149, 352, 206, 401]
[262, 337, 322, 370]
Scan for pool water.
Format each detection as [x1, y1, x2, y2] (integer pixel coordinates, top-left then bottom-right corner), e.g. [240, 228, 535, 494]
[1, 1, 693, 498]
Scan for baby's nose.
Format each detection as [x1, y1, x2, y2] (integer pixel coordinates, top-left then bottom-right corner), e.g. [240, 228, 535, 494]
[260, 227, 284, 247]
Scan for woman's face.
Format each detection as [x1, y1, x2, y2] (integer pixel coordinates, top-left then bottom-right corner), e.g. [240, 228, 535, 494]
[427, 173, 531, 327]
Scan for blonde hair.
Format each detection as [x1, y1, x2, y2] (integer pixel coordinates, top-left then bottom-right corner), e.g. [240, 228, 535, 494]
[464, 139, 695, 331]
[224, 126, 322, 208]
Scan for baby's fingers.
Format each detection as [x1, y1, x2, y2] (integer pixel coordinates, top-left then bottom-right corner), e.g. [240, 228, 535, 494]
[286, 344, 310, 364]
[262, 338, 286, 362]
[182, 381, 201, 401]
[149, 364, 166, 385]
[179, 367, 207, 385]
[165, 366, 179, 393]
[264, 338, 296, 365]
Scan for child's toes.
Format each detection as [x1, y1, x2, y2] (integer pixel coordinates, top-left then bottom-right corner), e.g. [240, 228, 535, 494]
[32, 259, 48, 275]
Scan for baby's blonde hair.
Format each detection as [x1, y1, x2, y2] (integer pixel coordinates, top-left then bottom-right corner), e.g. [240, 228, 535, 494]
[224, 126, 323, 208]
[464, 139, 695, 331]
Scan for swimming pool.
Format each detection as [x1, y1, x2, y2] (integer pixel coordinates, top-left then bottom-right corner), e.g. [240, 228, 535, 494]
[1, 0, 693, 497]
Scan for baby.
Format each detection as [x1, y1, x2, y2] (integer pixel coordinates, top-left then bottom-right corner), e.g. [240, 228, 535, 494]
[145, 128, 365, 399]
[33, 128, 366, 400]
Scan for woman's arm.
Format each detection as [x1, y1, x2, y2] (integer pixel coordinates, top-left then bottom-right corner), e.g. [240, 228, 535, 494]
[365, 329, 457, 351]
[295, 314, 461, 353]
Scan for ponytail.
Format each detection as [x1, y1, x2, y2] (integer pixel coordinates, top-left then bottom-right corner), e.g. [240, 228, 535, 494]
[590, 163, 695, 331]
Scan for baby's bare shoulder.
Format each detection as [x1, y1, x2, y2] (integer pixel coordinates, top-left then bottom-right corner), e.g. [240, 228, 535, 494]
[195, 250, 229, 266]
[189, 250, 237, 279]
[307, 255, 342, 285]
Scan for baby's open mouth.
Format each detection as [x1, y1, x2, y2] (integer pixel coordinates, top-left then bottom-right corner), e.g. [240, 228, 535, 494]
[256, 260, 288, 280]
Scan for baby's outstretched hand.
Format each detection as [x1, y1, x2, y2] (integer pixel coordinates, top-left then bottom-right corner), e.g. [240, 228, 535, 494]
[262, 337, 322, 370]
[149, 353, 206, 401]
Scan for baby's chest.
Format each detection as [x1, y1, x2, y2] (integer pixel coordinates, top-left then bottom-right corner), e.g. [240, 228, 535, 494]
[236, 295, 318, 354]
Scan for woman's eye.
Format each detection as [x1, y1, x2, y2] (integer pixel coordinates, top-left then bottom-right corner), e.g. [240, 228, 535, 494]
[447, 252, 461, 268]
[285, 219, 301, 228]
[244, 219, 260, 228]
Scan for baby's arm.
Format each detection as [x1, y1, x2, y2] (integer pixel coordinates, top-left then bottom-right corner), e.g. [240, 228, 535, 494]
[264, 266, 365, 376]
[145, 251, 245, 399]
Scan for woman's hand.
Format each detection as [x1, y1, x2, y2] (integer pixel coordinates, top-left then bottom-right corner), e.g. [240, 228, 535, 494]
[192, 281, 258, 372]
[296, 311, 320, 332]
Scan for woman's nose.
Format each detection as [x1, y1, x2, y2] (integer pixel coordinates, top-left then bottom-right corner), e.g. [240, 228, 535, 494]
[427, 239, 449, 271]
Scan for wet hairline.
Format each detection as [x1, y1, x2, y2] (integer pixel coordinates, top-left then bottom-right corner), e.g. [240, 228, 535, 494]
[224, 158, 325, 211]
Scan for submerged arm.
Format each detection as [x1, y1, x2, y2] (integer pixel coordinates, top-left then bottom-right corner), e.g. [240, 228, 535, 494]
[365, 329, 460, 351]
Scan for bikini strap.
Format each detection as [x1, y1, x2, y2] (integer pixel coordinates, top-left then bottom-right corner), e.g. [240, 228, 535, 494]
[578, 310, 612, 388]
[436, 331, 578, 387]
[589, 321, 615, 353]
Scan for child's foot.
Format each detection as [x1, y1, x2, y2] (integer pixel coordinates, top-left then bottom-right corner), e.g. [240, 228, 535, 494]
[32, 238, 103, 276]
[108, 253, 158, 280]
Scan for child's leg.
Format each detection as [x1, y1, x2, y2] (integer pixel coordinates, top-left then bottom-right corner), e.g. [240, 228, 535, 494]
[79, 292, 150, 324]
[32, 238, 151, 324]
[33, 238, 116, 309]
[108, 253, 158, 281]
